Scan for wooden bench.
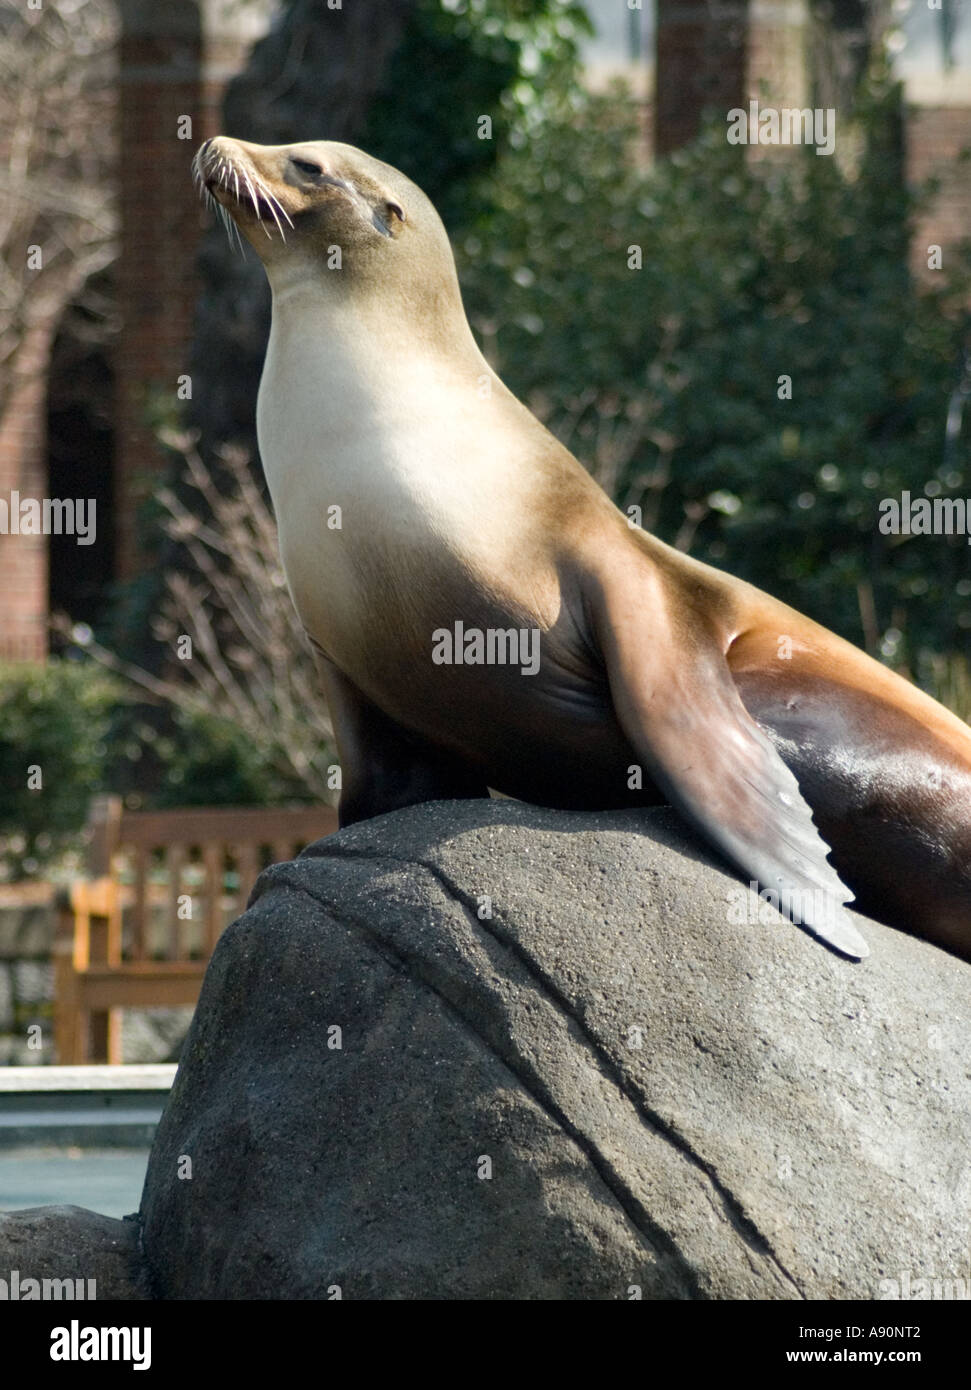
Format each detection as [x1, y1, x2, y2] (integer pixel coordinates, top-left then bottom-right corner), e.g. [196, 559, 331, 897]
[53, 796, 337, 1064]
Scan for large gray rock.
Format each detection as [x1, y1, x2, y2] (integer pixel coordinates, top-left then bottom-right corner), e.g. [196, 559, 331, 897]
[139, 800, 971, 1300]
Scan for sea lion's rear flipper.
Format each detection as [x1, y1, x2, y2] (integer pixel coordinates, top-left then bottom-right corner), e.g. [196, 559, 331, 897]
[593, 567, 869, 959]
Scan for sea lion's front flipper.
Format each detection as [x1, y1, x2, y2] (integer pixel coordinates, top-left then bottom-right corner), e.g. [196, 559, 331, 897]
[312, 644, 489, 827]
[592, 565, 869, 959]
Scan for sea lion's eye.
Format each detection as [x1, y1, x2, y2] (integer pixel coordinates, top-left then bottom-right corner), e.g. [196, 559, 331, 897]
[292, 157, 323, 177]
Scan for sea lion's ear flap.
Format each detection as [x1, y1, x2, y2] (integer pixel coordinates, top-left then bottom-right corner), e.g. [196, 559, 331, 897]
[383, 200, 406, 235]
[591, 557, 869, 959]
[371, 198, 406, 240]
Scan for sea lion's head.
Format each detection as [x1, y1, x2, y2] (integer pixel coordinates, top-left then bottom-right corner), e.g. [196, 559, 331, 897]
[193, 136, 466, 335]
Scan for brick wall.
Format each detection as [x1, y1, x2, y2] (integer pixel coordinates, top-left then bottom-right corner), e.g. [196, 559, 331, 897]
[114, 1, 243, 580]
[1, 3, 258, 661]
[653, 3, 968, 287]
[906, 104, 971, 284]
[655, 0, 810, 156]
[655, 0, 750, 155]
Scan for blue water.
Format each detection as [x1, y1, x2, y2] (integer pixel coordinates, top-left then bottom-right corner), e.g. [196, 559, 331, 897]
[0, 1148, 150, 1218]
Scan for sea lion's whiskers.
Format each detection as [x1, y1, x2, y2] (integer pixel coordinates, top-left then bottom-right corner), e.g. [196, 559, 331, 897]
[218, 203, 243, 255]
[240, 167, 269, 236]
[254, 184, 278, 239]
[190, 148, 243, 253]
[193, 141, 290, 244]
[263, 186, 294, 231]
[253, 174, 290, 242]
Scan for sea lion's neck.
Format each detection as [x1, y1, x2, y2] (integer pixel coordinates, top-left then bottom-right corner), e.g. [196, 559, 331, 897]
[266, 258, 482, 369]
[256, 267, 521, 518]
[259, 266, 508, 494]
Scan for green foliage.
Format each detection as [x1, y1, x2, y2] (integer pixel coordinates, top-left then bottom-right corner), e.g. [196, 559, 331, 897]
[107, 705, 316, 811]
[363, 0, 592, 226]
[458, 71, 971, 670]
[0, 660, 120, 877]
[0, 660, 321, 877]
[152, 709, 283, 807]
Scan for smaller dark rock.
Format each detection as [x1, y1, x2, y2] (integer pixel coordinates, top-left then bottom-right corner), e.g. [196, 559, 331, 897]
[0, 1205, 150, 1300]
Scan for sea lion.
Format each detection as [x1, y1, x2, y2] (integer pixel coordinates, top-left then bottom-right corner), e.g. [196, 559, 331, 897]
[192, 135, 971, 963]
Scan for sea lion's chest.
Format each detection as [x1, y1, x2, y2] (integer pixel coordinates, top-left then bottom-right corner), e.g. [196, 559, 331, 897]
[256, 315, 561, 684]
